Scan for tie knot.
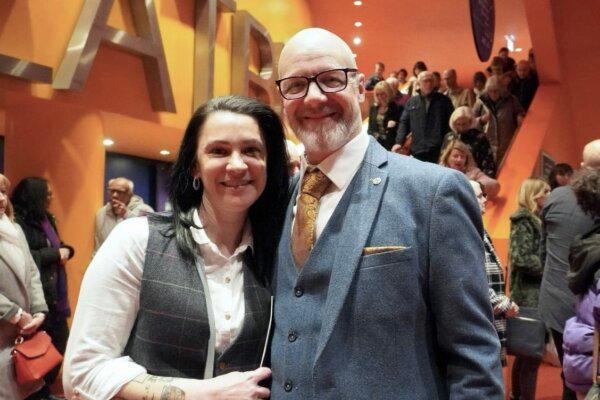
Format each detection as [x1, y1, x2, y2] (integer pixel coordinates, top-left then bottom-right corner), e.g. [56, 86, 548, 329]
[300, 169, 331, 199]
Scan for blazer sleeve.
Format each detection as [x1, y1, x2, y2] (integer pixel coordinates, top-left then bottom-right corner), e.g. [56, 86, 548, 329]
[427, 171, 504, 398]
[16, 224, 49, 315]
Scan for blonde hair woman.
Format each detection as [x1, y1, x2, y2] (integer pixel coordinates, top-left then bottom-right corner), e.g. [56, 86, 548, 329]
[439, 140, 500, 199]
[0, 174, 48, 399]
[508, 177, 551, 400]
[367, 81, 402, 150]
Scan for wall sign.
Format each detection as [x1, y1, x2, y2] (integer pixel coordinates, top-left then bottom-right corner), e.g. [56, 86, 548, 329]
[469, 0, 495, 62]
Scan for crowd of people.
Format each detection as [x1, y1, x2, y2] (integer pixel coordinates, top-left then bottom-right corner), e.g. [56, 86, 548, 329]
[0, 28, 598, 400]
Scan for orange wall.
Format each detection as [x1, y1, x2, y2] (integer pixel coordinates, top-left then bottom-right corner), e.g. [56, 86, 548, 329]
[0, 0, 312, 315]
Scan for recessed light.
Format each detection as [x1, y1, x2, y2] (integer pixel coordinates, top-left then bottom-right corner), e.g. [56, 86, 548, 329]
[354, 21, 362, 27]
[159, 149, 171, 156]
[103, 138, 114, 146]
[353, 37, 362, 45]
[354, 1, 362, 6]
[515, 48, 523, 52]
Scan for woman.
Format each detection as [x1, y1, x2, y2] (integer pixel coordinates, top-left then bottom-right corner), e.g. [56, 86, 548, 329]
[11, 177, 74, 399]
[473, 71, 487, 99]
[473, 75, 525, 164]
[439, 140, 500, 199]
[509, 177, 551, 400]
[64, 96, 290, 399]
[442, 106, 497, 177]
[0, 174, 48, 399]
[548, 163, 574, 190]
[367, 81, 402, 150]
[561, 168, 600, 399]
[468, 180, 519, 366]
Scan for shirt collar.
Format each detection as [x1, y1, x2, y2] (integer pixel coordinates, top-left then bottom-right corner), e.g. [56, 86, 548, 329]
[300, 131, 370, 191]
[191, 208, 253, 258]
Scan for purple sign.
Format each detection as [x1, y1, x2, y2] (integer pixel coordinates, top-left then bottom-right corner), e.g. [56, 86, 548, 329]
[470, 0, 495, 62]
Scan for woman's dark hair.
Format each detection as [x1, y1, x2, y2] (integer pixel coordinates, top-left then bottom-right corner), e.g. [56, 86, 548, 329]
[473, 71, 487, 85]
[412, 61, 427, 77]
[168, 95, 290, 281]
[572, 168, 600, 219]
[399, 68, 408, 76]
[11, 177, 49, 222]
[548, 163, 574, 190]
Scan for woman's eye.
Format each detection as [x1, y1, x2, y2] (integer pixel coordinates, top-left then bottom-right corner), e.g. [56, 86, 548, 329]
[244, 147, 263, 156]
[209, 147, 228, 156]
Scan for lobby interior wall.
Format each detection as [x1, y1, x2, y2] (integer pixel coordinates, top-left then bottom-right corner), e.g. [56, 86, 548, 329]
[0, 0, 312, 314]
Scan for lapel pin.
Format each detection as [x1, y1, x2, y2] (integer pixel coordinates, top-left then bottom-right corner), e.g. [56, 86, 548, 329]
[370, 177, 382, 185]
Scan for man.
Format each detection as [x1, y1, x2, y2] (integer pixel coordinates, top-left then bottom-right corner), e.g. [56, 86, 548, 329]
[509, 60, 539, 111]
[94, 177, 153, 249]
[272, 28, 503, 399]
[364, 61, 384, 90]
[539, 139, 600, 400]
[398, 68, 411, 93]
[392, 71, 454, 162]
[385, 76, 409, 106]
[443, 68, 476, 108]
[498, 47, 516, 72]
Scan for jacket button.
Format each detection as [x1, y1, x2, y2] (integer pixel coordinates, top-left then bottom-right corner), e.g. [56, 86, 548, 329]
[288, 331, 297, 342]
[284, 380, 293, 392]
[294, 287, 303, 297]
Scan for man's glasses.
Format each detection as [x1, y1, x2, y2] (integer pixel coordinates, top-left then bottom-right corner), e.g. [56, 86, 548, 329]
[275, 68, 358, 100]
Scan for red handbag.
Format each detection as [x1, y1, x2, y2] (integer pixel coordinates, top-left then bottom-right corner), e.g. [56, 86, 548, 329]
[12, 330, 63, 385]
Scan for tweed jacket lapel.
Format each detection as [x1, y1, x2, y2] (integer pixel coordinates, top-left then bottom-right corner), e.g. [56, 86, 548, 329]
[314, 138, 389, 364]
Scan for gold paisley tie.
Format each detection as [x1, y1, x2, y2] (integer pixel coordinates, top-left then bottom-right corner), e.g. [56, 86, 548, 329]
[292, 168, 332, 269]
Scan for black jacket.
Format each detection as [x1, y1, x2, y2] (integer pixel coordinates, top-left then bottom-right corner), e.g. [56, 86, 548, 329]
[15, 211, 74, 309]
[396, 92, 454, 155]
[509, 73, 539, 111]
[367, 101, 402, 150]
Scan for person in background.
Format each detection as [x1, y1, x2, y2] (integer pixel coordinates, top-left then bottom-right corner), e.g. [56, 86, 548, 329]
[498, 47, 517, 73]
[393, 71, 454, 163]
[64, 95, 290, 399]
[469, 180, 519, 367]
[509, 60, 539, 112]
[407, 60, 427, 95]
[365, 61, 385, 91]
[509, 177, 551, 400]
[562, 167, 600, 400]
[441, 106, 497, 178]
[368, 81, 402, 150]
[443, 69, 476, 108]
[432, 71, 443, 92]
[539, 141, 600, 400]
[473, 75, 524, 164]
[398, 68, 410, 94]
[548, 163, 574, 190]
[473, 71, 487, 99]
[439, 140, 500, 199]
[0, 173, 48, 399]
[95, 177, 154, 250]
[11, 177, 75, 400]
[385, 76, 409, 106]
[286, 139, 304, 177]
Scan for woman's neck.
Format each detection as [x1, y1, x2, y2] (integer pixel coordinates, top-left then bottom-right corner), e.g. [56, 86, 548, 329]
[199, 200, 248, 257]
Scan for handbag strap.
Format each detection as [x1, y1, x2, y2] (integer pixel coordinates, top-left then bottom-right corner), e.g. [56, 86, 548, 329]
[593, 327, 599, 385]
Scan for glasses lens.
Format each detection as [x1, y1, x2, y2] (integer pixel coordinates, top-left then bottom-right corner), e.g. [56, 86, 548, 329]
[316, 69, 347, 92]
[279, 77, 308, 99]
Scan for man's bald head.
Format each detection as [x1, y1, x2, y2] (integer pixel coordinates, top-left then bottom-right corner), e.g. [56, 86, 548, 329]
[278, 28, 357, 77]
[442, 69, 457, 89]
[582, 139, 600, 169]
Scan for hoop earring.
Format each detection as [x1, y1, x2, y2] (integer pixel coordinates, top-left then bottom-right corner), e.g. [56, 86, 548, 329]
[192, 177, 201, 191]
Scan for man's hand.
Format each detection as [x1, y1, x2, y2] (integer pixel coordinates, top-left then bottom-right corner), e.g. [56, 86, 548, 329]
[111, 199, 128, 218]
[391, 144, 403, 153]
[480, 112, 491, 124]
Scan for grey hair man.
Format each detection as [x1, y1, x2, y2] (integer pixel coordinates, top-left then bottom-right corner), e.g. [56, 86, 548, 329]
[443, 68, 476, 108]
[538, 139, 600, 400]
[94, 177, 154, 249]
[272, 27, 503, 399]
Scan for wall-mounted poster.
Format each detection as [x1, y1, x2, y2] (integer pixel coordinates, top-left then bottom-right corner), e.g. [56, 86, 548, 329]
[470, 0, 495, 62]
[540, 151, 556, 180]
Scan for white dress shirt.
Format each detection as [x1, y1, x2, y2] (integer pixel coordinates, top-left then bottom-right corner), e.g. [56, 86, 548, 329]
[294, 132, 370, 240]
[64, 211, 251, 400]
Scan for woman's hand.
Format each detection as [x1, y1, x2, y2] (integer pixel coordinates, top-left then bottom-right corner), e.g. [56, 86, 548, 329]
[480, 112, 491, 124]
[20, 313, 45, 335]
[200, 367, 271, 399]
[506, 302, 519, 317]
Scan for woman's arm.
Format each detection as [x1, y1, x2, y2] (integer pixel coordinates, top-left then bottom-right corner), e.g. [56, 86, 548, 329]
[16, 225, 49, 315]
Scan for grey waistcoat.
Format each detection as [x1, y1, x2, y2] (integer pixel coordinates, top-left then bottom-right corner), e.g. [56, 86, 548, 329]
[124, 214, 271, 378]
[270, 179, 355, 399]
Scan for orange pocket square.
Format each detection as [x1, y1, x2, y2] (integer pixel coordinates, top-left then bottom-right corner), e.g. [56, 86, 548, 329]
[362, 246, 410, 255]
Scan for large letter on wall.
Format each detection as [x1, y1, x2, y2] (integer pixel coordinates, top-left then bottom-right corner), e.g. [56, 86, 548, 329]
[53, 0, 175, 112]
[231, 11, 279, 110]
[0, 54, 52, 83]
[194, 0, 236, 110]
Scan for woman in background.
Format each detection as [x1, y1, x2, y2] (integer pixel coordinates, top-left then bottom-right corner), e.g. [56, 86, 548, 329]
[12, 177, 74, 399]
[367, 81, 402, 150]
[509, 177, 551, 400]
[548, 163, 574, 190]
[0, 173, 48, 399]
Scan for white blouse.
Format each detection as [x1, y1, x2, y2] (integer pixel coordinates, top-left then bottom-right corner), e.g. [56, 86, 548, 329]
[63, 212, 251, 400]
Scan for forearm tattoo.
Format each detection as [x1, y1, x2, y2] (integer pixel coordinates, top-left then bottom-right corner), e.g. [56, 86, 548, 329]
[115, 375, 185, 400]
[161, 385, 186, 400]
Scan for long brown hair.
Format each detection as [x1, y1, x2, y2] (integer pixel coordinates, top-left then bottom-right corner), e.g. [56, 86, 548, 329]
[439, 140, 476, 172]
[0, 173, 14, 221]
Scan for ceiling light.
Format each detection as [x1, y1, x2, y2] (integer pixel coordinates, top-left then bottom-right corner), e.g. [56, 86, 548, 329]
[159, 149, 171, 156]
[354, 21, 362, 27]
[515, 48, 523, 52]
[354, 1, 362, 6]
[103, 138, 114, 146]
[353, 37, 362, 45]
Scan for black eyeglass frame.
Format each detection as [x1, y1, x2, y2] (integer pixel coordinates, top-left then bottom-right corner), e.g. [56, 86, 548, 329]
[275, 68, 359, 100]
